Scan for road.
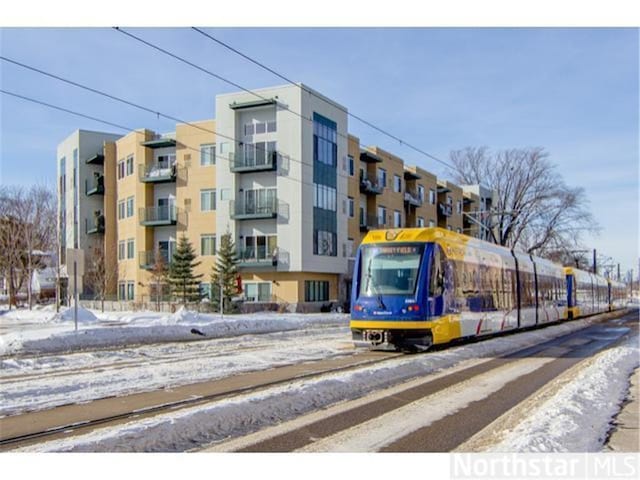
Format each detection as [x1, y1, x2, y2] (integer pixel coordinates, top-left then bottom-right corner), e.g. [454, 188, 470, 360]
[1, 308, 636, 452]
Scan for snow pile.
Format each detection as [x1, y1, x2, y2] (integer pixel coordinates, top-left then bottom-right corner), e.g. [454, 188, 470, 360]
[53, 306, 98, 323]
[488, 336, 640, 452]
[172, 306, 199, 324]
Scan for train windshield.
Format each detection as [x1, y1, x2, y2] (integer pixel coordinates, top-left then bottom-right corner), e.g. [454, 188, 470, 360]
[359, 244, 425, 296]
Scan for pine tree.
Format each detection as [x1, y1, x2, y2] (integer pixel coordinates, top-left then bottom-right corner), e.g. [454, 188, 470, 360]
[211, 231, 240, 313]
[169, 235, 203, 304]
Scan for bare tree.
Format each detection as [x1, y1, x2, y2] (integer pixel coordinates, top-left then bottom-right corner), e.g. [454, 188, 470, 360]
[449, 147, 599, 256]
[84, 244, 118, 312]
[149, 247, 169, 311]
[0, 185, 56, 309]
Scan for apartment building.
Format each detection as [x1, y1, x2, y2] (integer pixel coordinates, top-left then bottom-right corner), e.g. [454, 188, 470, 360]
[58, 84, 491, 310]
[57, 129, 122, 296]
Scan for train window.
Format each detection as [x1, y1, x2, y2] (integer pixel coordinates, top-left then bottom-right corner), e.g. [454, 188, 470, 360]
[429, 244, 445, 297]
[359, 244, 425, 296]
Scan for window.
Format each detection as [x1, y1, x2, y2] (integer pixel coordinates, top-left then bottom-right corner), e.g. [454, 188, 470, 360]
[447, 195, 453, 206]
[201, 234, 216, 256]
[313, 184, 337, 211]
[244, 123, 254, 136]
[418, 217, 425, 228]
[244, 282, 271, 302]
[377, 168, 387, 188]
[457, 201, 462, 214]
[315, 230, 335, 256]
[118, 240, 125, 260]
[118, 282, 126, 300]
[127, 238, 134, 259]
[377, 206, 387, 226]
[126, 155, 134, 176]
[347, 238, 354, 258]
[348, 155, 355, 176]
[242, 235, 277, 261]
[267, 121, 276, 133]
[457, 227, 462, 234]
[394, 210, 402, 228]
[393, 175, 402, 193]
[201, 189, 216, 211]
[200, 144, 216, 166]
[305, 280, 330, 302]
[220, 188, 232, 200]
[118, 200, 125, 220]
[127, 281, 135, 300]
[429, 219, 435, 228]
[429, 189, 436, 204]
[347, 197, 355, 218]
[117, 159, 125, 180]
[126, 196, 134, 218]
[417, 185, 425, 202]
[255, 122, 266, 134]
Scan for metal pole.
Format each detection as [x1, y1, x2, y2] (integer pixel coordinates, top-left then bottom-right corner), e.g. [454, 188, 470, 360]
[617, 264, 621, 281]
[73, 259, 78, 332]
[593, 249, 597, 274]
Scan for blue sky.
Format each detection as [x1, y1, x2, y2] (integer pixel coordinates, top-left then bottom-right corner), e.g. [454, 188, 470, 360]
[1, 27, 638, 274]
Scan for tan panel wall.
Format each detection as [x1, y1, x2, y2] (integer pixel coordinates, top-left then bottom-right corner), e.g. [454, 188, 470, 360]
[347, 135, 361, 250]
[413, 166, 438, 226]
[175, 120, 216, 284]
[115, 129, 155, 300]
[437, 180, 464, 232]
[241, 271, 339, 303]
[463, 191, 481, 238]
[103, 141, 118, 295]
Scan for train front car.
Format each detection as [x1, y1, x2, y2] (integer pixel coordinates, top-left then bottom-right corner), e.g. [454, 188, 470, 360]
[350, 228, 456, 352]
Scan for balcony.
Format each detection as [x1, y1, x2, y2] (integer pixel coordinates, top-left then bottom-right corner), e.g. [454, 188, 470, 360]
[237, 246, 278, 269]
[140, 135, 176, 149]
[139, 250, 172, 270]
[139, 206, 178, 226]
[139, 162, 176, 183]
[360, 214, 383, 232]
[85, 175, 105, 196]
[86, 215, 105, 235]
[230, 195, 278, 220]
[359, 174, 384, 195]
[438, 203, 453, 217]
[404, 190, 422, 208]
[230, 150, 277, 173]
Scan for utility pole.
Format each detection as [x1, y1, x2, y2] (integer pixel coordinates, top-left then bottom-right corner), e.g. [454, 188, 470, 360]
[593, 249, 597, 274]
[219, 275, 224, 319]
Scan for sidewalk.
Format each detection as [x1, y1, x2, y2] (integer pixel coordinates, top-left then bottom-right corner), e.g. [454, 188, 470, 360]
[605, 367, 639, 452]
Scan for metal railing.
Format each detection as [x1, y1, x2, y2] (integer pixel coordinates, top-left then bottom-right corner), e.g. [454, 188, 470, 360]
[139, 250, 172, 269]
[359, 213, 383, 231]
[404, 190, 422, 207]
[359, 173, 384, 195]
[85, 175, 105, 195]
[139, 205, 178, 225]
[139, 162, 177, 182]
[230, 149, 277, 172]
[86, 216, 105, 234]
[230, 194, 278, 219]
[237, 246, 278, 267]
[438, 202, 453, 217]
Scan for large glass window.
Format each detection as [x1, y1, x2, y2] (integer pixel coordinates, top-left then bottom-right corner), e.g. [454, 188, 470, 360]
[201, 189, 216, 211]
[200, 144, 216, 166]
[313, 113, 338, 257]
[127, 238, 135, 259]
[244, 282, 271, 302]
[126, 155, 134, 176]
[359, 244, 424, 296]
[126, 196, 134, 217]
[305, 280, 330, 302]
[201, 234, 216, 256]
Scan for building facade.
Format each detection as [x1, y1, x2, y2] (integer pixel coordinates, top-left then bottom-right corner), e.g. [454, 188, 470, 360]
[57, 84, 493, 310]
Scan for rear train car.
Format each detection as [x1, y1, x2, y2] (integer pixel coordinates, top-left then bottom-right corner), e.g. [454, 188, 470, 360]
[350, 227, 567, 351]
[564, 267, 610, 319]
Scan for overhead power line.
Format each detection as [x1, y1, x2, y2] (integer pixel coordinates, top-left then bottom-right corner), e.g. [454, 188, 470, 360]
[114, 27, 455, 171]
[191, 26, 454, 171]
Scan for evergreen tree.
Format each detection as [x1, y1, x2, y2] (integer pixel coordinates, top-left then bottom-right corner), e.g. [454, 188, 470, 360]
[169, 235, 203, 304]
[211, 231, 240, 313]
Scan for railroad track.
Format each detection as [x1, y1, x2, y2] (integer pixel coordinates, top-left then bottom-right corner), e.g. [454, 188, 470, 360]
[0, 349, 403, 450]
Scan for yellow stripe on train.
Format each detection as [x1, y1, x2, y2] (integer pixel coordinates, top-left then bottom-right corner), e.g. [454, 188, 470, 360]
[350, 315, 462, 345]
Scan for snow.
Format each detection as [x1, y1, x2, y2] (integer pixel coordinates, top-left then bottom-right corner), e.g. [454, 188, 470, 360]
[8, 313, 623, 452]
[487, 335, 640, 452]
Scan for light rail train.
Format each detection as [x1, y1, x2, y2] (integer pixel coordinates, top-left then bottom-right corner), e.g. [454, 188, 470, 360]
[350, 227, 627, 351]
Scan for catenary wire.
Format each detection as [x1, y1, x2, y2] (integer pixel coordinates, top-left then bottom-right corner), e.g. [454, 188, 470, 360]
[191, 26, 454, 170]
[113, 27, 456, 172]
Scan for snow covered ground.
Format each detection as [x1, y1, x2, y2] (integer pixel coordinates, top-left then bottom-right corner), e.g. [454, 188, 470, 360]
[2, 305, 637, 453]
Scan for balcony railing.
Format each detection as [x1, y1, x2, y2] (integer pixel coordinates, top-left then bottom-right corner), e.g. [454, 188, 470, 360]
[359, 174, 384, 195]
[85, 176, 105, 196]
[86, 216, 105, 235]
[230, 195, 278, 220]
[139, 250, 172, 269]
[139, 206, 178, 226]
[230, 150, 278, 173]
[404, 190, 422, 207]
[237, 246, 278, 268]
[438, 203, 453, 217]
[139, 162, 176, 183]
[359, 214, 383, 232]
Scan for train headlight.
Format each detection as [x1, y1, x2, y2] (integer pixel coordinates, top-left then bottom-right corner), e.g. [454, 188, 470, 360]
[354, 304, 364, 312]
